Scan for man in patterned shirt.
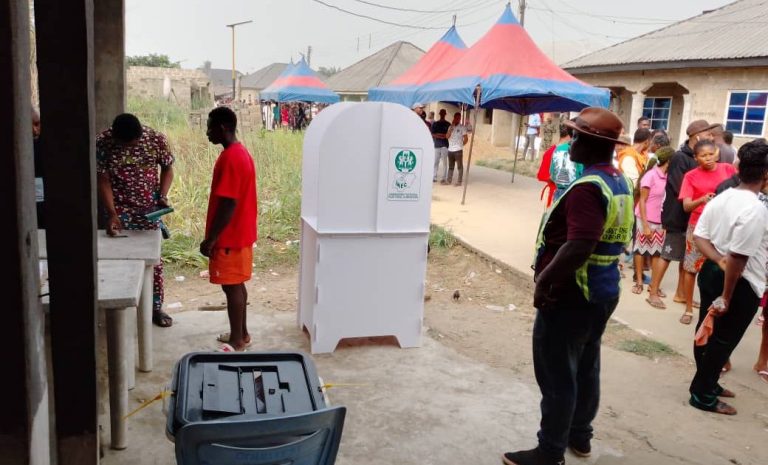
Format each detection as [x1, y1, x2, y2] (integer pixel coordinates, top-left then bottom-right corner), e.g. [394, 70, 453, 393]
[97, 113, 175, 327]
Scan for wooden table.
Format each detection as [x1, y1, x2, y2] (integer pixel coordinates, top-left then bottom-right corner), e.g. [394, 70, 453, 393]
[39, 229, 161, 376]
[43, 260, 144, 450]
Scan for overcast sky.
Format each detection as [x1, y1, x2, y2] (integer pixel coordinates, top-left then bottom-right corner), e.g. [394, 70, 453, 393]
[126, 0, 733, 74]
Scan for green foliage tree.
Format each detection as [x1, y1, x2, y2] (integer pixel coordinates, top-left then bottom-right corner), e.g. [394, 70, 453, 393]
[126, 54, 181, 68]
[317, 66, 341, 78]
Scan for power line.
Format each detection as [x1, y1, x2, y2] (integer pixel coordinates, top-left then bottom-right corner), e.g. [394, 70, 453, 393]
[309, 0, 447, 29]
[349, 0, 461, 14]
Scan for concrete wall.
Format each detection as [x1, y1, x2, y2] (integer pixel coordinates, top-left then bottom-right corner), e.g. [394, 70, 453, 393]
[573, 66, 768, 147]
[127, 66, 212, 108]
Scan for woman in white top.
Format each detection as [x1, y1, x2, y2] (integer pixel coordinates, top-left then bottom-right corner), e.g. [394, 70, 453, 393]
[690, 139, 768, 415]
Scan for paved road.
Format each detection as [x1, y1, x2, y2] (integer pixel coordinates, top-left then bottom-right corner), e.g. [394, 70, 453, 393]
[431, 164, 766, 394]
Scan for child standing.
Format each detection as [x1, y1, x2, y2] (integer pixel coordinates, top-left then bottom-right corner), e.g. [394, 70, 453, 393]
[678, 140, 736, 324]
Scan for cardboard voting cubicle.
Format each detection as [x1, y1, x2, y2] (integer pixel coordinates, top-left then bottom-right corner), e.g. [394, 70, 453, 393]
[298, 102, 434, 353]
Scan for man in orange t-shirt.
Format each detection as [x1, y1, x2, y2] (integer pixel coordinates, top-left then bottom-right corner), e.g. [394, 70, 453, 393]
[200, 107, 258, 351]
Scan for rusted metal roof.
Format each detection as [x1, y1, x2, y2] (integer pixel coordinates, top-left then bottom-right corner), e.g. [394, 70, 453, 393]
[563, 0, 768, 72]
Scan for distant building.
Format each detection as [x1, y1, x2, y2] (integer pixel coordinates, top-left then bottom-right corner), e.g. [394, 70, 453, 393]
[127, 66, 212, 108]
[327, 41, 425, 101]
[563, 0, 768, 146]
[240, 63, 289, 104]
[200, 64, 243, 100]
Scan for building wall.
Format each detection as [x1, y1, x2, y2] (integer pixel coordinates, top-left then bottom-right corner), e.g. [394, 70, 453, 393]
[127, 66, 212, 108]
[573, 66, 768, 146]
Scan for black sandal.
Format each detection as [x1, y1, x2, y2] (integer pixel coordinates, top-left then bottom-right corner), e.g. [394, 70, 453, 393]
[152, 310, 173, 328]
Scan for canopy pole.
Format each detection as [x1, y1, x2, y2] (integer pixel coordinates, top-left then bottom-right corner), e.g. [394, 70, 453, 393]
[511, 114, 524, 183]
[461, 87, 482, 205]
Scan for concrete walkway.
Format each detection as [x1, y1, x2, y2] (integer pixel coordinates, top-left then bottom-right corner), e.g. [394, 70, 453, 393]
[431, 165, 766, 394]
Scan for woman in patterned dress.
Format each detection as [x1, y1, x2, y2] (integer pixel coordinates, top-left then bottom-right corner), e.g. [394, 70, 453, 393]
[96, 113, 175, 327]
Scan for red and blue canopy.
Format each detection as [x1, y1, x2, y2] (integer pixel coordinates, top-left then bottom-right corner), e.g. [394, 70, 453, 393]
[368, 25, 467, 103]
[369, 5, 609, 114]
[260, 58, 340, 104]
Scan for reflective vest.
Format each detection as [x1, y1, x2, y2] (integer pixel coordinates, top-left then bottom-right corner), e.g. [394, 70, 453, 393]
[535, 165, 634, 303]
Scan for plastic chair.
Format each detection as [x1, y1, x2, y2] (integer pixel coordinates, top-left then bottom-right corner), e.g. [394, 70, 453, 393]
[175, 406, 346, 465]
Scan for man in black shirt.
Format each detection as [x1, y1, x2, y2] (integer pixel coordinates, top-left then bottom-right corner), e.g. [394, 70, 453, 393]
[431, 109, 451, 184]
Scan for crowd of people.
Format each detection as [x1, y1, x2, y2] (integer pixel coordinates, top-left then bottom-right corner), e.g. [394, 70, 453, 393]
[260, 101, 326, 132]
[509, 107, 768, 465]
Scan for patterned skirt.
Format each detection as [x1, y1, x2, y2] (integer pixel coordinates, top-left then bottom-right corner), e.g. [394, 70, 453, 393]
[633, 218, 665, 256]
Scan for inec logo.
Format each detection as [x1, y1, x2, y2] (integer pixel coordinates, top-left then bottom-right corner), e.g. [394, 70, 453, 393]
[395, 150, 417, 172]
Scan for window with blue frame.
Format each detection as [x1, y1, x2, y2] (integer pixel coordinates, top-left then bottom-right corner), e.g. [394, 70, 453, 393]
[726, 91, 768, 136]
[642, 97, 672, 130]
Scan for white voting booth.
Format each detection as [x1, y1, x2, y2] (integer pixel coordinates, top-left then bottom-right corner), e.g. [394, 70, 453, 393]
[298, 102, 434, 353]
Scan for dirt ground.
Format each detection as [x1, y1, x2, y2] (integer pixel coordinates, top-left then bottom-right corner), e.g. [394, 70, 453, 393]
[162, 244, 768, 465]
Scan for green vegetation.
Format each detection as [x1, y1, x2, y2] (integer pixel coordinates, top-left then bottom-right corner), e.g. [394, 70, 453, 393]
[126, 54, 181, 68]
[128, 97, 189, 130]
[617, 339, 678, 359]
[126, 99, 303, 271]
[429, 225, 457, 250]
[476, 158, 539, 179]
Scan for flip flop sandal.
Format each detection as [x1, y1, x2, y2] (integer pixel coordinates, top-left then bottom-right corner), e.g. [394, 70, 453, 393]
[757, 370, 768, 384]
[679, 312, 694, 325]
[632, 283, 643, 294]
[216, 332, 252, 346]
[217, 343, 247, 353]
[152, 310, 173, 328]
[646, 297, 666, 310]
[657, 289, 667, 298]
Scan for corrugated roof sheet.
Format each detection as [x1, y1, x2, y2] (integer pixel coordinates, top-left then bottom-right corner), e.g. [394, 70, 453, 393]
[326, 41, 425, 93]
[241, 63, 289, 90]
[563, 0, 768, 70]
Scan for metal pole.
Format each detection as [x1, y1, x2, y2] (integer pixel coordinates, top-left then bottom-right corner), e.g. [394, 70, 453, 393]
[461, 88, 482, 205]
[231, 27, 236, 102]
[511, 114, 524, 183]
[519, 0, 526, 27]
[226, 20, 253, 105]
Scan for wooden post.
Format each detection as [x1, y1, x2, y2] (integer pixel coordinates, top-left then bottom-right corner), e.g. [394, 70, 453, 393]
[1, 0, 52, 463]
[461, 88, 482, 205]
[34, 0, 99, 463]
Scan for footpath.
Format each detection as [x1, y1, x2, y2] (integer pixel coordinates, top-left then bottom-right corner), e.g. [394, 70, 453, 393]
[430, 164, 766, 395]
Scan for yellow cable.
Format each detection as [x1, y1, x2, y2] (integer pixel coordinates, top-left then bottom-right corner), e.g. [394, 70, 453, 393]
[123, 390, 172, 420]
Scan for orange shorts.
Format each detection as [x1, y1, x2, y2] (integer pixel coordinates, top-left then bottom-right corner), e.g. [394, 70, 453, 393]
[209, 247, 253, 285]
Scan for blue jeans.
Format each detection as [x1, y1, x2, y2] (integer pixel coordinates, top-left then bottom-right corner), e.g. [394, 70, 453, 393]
[533, 296, 618, 457]
[433, 147, 448, 182]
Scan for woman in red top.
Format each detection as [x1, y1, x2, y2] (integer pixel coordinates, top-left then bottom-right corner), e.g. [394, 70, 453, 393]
[677, 140, 736, 324]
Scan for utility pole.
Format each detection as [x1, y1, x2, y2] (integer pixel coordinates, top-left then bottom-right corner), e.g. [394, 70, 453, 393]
[226, 20, 252, 104]
[518, 0, 526, 27]
[307, 45, 312, 67]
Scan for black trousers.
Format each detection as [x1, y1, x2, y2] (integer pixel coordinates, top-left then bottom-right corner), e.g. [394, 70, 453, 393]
[690, 260, 760, 404]
[447, 150, 463, 183]
[533, 296, 618, 457]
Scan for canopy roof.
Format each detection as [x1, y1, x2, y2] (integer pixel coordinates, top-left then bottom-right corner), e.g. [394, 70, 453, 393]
[368, 26, 467, 104]
[260, 59, 340, 104]
[370, 5, 609, 114]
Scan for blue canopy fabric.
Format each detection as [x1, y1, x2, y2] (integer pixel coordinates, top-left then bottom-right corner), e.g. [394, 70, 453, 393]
[368, 5, 609, 115]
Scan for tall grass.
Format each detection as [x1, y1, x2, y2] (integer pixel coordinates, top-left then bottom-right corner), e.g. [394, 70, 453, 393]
[127, 98, 303, 270]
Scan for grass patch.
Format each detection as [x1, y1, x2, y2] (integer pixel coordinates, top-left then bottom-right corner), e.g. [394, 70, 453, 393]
[616, 339, 678, 359]
[476, 158, 540, 178]
[430, 225, 457, 249]
[127, 99, 303, 272]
